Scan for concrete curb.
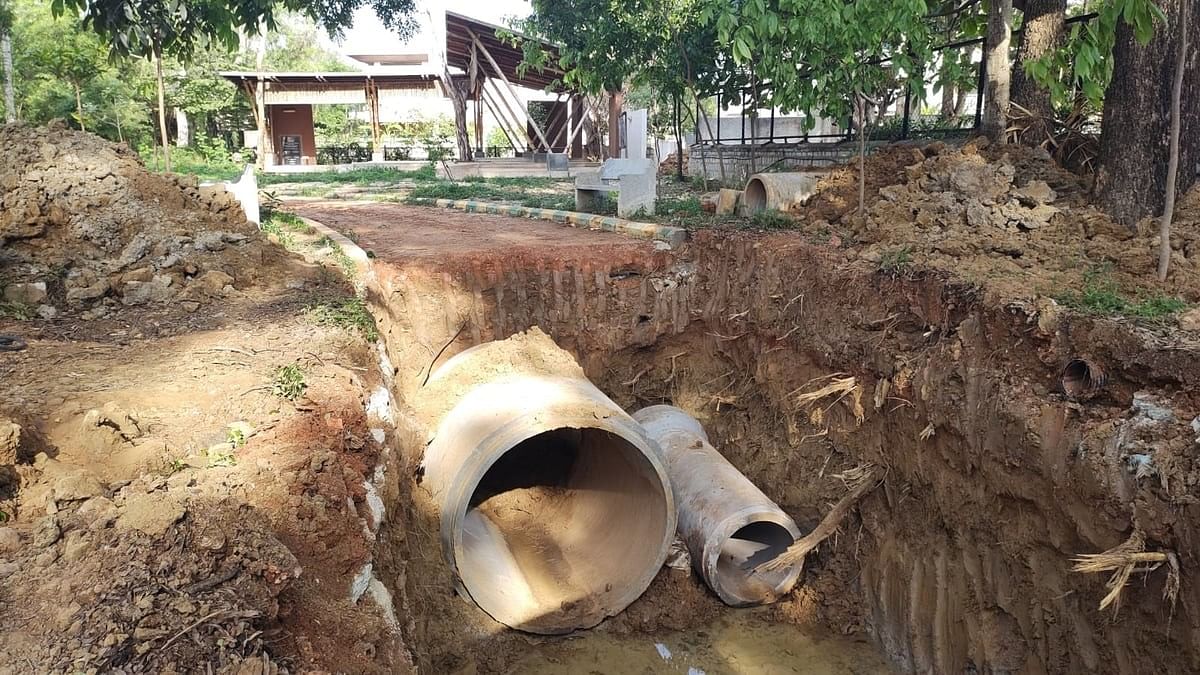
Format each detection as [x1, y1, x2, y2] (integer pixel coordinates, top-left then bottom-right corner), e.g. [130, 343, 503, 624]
[430, 198, 688, 250]
[296, 215, 376, 288]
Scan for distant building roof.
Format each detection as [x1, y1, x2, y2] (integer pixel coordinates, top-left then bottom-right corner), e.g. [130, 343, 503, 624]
[348, 53, 429, 67]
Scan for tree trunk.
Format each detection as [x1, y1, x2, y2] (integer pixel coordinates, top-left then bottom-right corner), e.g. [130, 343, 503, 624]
[856, 93, 868, 219]
[154, 47, 172, 172]
[1011, 0, 1066, 146]
[1158, 3, 1188, 281]
[607, 88, 624, 158]
[940, 82, 958, 120]
[442, 65, 473, 162]
[1, 31, 14, 123]
[74, 82, 85, 132]
[254, 29, 268, 170]
[674, 91, 684, 180]
[982, 0, 1014, 142]
[1097, 0, 1200, 229]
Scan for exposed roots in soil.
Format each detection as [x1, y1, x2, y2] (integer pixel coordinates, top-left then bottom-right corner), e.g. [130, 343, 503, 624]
[1072, 531, 1182, 614]
[755, 464, 882, 574]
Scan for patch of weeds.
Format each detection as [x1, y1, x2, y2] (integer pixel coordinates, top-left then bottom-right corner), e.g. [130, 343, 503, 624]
[308, 297, 379, 341]
[658, 196, 704, 218]
[226, 427, 246, 449]
[749, 210, 796, 230]
[1055, 265, 1189, 320]
[879, 247, 914, 274]
[272, 364, 307, 401]
[0, 301, 34, 320]
[259, 164, 436, 186]
[260, 213, 299, 250]
[205, 445, 237, 468]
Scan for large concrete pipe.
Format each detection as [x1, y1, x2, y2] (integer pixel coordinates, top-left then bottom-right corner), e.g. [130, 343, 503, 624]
[743, 172, 824, 213]
[419, 329, 676, 634]
[633, 405, 802, 606]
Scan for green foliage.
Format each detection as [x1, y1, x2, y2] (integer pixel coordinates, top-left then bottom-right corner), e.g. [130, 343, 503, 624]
[1055, 265, 1188, 319]
[225, 426, 246, 448]
[0, 300, 34, 320]
[405, 180, 575, 211]
[707, 0, 933, 130]
[308, 296, 378, 341]
[657, 196, 704, 217]
[143, 146, 241, 181]
[1026, 0, 1166, 109]
[879, 246, 914, 274]
[258, 165, 435, 186]
[205, 444, 237, 467]
[260, 211, 300, 249]
[749, 210, 796, 230]
[271, 364, 307, 400]
[56, 0, 419, 61]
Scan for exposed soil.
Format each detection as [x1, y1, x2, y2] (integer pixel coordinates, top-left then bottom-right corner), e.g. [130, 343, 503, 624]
[0, 125, 409, 673]
[345, 193, 1199, 673]
[796, 137, 1200, 304]
[6, 124, 1200, 675]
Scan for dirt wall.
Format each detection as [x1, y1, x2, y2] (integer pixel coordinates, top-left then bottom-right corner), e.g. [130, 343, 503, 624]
[369, 228, 1200, 674]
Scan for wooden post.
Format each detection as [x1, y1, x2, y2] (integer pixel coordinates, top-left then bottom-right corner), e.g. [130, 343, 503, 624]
[366, 78, 382, 158]
[469, 30, 552, 151]
[479, 92, 519, 154]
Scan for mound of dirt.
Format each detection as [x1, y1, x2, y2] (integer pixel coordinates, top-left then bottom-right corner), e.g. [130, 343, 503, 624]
[0, 123, 291, 317]
[798, 138, 1200, 303]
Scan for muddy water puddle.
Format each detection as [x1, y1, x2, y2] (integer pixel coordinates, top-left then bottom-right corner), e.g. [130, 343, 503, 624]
[507, 608, 894, 674]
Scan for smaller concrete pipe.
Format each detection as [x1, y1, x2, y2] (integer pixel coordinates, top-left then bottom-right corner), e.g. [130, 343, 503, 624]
[633, 405, 801, 606]
[420, 332, 676, 634]
[743, 172, 823, 213]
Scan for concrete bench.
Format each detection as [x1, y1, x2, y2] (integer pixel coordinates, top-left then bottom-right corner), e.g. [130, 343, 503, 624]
[575, 158, 657, 218]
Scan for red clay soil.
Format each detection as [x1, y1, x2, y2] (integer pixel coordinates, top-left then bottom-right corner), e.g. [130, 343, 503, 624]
[288, 199, 655, 264]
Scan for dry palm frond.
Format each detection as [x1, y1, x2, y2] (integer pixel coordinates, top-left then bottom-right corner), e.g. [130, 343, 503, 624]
[791, 374, 865, 426]
[1072, 531, 1181, 614]
[752, 464, 882, 574]
[919, 422, 936, 441]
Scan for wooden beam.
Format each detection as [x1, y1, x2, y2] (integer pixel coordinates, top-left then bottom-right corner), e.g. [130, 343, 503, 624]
[366, 78, 382, 154]
[469, 30, 552, 151]
[563, 98, 588, 152]
[482, 78, 530, 147]
[481, 83, 527, 150]
[479, 91, 519, 153]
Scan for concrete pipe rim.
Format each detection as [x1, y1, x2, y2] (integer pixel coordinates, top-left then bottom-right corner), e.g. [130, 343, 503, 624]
[441, 409, 676, 634]
[743, 176, 768, 214]
[701, 505, 803, 607]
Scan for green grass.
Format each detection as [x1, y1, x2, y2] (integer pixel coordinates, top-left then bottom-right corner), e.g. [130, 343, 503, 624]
[879, 247, 914, 274]
[260, 213, 299, 249]
[749, 210, 797, 230]
[308, 297, 379, 341]
[258, 164, 436, 186]
[657, 196, 704, 218]
[405, 181, 575, 211]
[143, 148, 244, 183]
[0, 301, 35, 320]
[272, 364, 308, 400]
[1055, 265, 1189, 320]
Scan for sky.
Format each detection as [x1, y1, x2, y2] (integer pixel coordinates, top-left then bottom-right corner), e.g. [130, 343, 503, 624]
[321, 0, 533, 56]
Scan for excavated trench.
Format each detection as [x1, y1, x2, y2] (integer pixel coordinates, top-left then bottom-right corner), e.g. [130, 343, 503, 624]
[361, 227, 1200, 674]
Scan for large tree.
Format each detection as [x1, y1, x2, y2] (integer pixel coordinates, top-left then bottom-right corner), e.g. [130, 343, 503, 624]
[516, 0, 662, 157]
[981, 0, 1014, 142]
[1095, 0, 1199, 228]
[0, 0, 13, 122]
[1010, 0, 1066, 145]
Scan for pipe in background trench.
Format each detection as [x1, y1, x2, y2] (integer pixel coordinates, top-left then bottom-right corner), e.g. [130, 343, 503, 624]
[418, 329, 676, 634]
[634, 405, 802, 606]
[743, 172, 824, 213]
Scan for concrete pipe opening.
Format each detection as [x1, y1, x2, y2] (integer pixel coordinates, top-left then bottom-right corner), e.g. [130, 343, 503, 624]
[419, 330, 675, 634]
[743, 172, 823, 214]
[634, 405, 802, 606]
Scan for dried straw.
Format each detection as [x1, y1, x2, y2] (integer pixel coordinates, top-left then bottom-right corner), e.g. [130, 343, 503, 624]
[1072, 531, 1181, 614]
